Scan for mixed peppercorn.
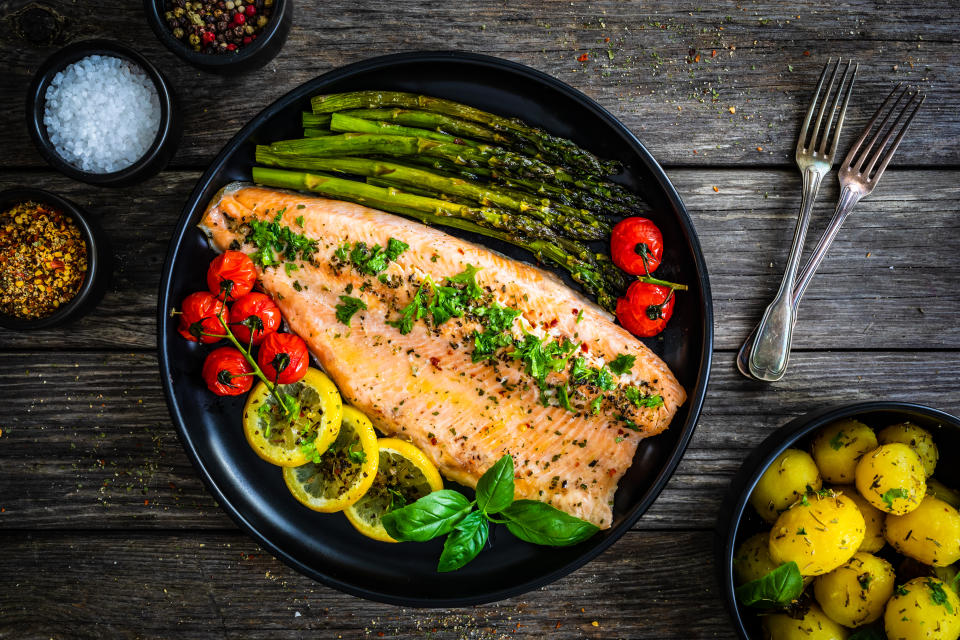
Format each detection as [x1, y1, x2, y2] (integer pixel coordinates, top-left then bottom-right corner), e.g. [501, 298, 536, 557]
[163, 0, 274, 54]
[0, 202, 88, 320]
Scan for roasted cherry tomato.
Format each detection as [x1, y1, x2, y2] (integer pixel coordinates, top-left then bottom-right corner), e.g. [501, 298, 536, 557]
[610, 217, 663, 276]
[616, 281, 675, 337]
[178, 291, 226, 343]
[257, 332, 309, 384]
[202, 347, 254, 396]
[207, 251, 258, 301]
[229, 292, 282, 346]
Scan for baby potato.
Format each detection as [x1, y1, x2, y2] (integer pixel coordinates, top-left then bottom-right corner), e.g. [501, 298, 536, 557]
[886, 495, 960, 567]
[831, 486, 885, 553]
[751, 449, 823, 523]
[928, 478, 960, 510]
[812, 419, 878, 484]
[734, 531, 779, 585]
[762, 603, 849, 640]
[855, 443, 926, 515]
[878, 422, 939, 477]
[814, 552, 895, 627]
[769, 490, 865, 576]
[884, 577, 960, 640]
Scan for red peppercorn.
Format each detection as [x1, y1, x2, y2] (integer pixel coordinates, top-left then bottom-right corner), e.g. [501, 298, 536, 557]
[244, 4, 256, 16]
[201, 29, 216, 44]
[233, 12, 245, 25]
[227, 43, 237, 50]
[243, 35, 252, 44]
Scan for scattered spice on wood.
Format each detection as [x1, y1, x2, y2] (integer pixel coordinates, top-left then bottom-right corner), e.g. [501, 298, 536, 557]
[0, 202, 88, 320]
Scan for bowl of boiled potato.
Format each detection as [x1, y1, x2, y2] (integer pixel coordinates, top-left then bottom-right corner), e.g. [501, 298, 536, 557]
[720, 401, 960, 640]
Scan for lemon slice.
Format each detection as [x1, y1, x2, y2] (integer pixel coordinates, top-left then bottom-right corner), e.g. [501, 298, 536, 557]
[243, 367, 342, 467]
[282, 406, 379, 513]
[345, 437, 444, 542]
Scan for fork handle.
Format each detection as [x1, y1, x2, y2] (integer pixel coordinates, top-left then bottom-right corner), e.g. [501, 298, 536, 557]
[748, 166, 824, 381]
[792, 184, 864, 306]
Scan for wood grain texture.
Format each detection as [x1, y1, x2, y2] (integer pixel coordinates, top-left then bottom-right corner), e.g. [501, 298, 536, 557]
[0, 167, 957, 351]
[2, 349, 958, 530]
[0, 0, 957, 170]
[1, 0, 958, 637]
[0, 530, 733, 640]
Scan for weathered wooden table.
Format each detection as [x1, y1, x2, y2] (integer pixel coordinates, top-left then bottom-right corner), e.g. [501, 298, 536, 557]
[1, 1, 957, 637]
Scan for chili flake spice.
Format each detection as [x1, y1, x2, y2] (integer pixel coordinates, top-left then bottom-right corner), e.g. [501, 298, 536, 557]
[0, 202, 88, 319]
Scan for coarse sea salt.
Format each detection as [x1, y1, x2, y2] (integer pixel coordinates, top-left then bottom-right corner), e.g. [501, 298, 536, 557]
[43, 55, 161, 174]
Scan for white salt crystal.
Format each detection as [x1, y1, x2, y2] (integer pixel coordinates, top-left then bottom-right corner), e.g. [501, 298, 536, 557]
[43, 54, 162, 174]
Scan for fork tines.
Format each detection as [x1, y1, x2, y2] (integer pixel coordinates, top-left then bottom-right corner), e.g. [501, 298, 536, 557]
[799, 58, 858, 160]
[843, 83, 926, 182]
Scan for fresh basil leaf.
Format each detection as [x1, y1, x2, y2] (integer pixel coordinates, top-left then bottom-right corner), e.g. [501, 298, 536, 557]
[475, 455, 515, 515]
[500, 500, 599, 546]
[437, 511, 489, 572]
[380, 490, 473, 542]
[734, 561, 804, 610]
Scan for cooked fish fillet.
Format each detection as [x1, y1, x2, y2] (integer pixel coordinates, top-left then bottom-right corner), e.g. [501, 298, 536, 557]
[199, 183, 686, 528]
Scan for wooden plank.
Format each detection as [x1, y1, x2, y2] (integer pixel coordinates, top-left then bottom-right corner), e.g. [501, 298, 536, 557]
[0, 530, 735, 639]
[0, 0, 956, 170]
[2, 349, 957, 530]
[1, 167, 957, 351]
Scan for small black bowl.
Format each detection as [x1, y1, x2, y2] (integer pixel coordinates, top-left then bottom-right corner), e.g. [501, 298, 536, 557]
[27, 39, 180, 188]
[0, 188, 111, 330]
[718, 401, 960, 639]
[143, 0, 293, 75]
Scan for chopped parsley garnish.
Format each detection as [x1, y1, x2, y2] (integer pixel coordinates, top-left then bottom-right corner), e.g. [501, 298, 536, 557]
[246, 215, 318, 267]
[555, 385, 572, 411]
[337, 237, 409, 275]
[387, 281, 428, 335]
[881, 487, 910, 510]
[797, 527, 807, 536]
[284, 262, 299, 276]
[430, 283, 467, 326]
[570, 357, 594, 384]
[295, 214, 305, 226]
[858, 573, 873, 590]
[929, 580, 954, 614]
[335, 295, 367, 325]
[447, 264, 483, 299]
[595, 365, 616, 391]
[624, 387, 664, 408]
[590, 396, 603, 415]
[575, 309, 584, 324]
[895, 584, 910, 597]
[511, 334, 572, 389]
[346, 442, 367, 465]
[300, 440, 322, 463]
[608, 354, 636, 376]
[829, 430, 846, 451]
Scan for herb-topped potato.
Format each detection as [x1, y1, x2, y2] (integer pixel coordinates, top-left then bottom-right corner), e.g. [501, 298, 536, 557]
[811, 419, 878, 484]
[733, 531, 779, 586]
[885, 495, 960, 567]
[884, 577, 960, 640]
[855, 443, 927, 515]
[833, 486, 886, 553]
[769, 489, 865, 577]
[762, 603, 850, 640]
[878, 422, 939, 477]
[750, 449, 823, 523]
[814, 552, 895, 627]
[928, 479, 960, 510]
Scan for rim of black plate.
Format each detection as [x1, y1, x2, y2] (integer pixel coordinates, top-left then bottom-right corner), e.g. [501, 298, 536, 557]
[156, 50, 715, 607]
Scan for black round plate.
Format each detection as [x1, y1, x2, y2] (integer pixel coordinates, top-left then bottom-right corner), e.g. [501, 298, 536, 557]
[157, 51, 713, 606]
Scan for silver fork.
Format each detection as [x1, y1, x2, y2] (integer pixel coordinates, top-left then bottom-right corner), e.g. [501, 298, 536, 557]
[739, 83, 926, 380]
[744, 59, 858, 381]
